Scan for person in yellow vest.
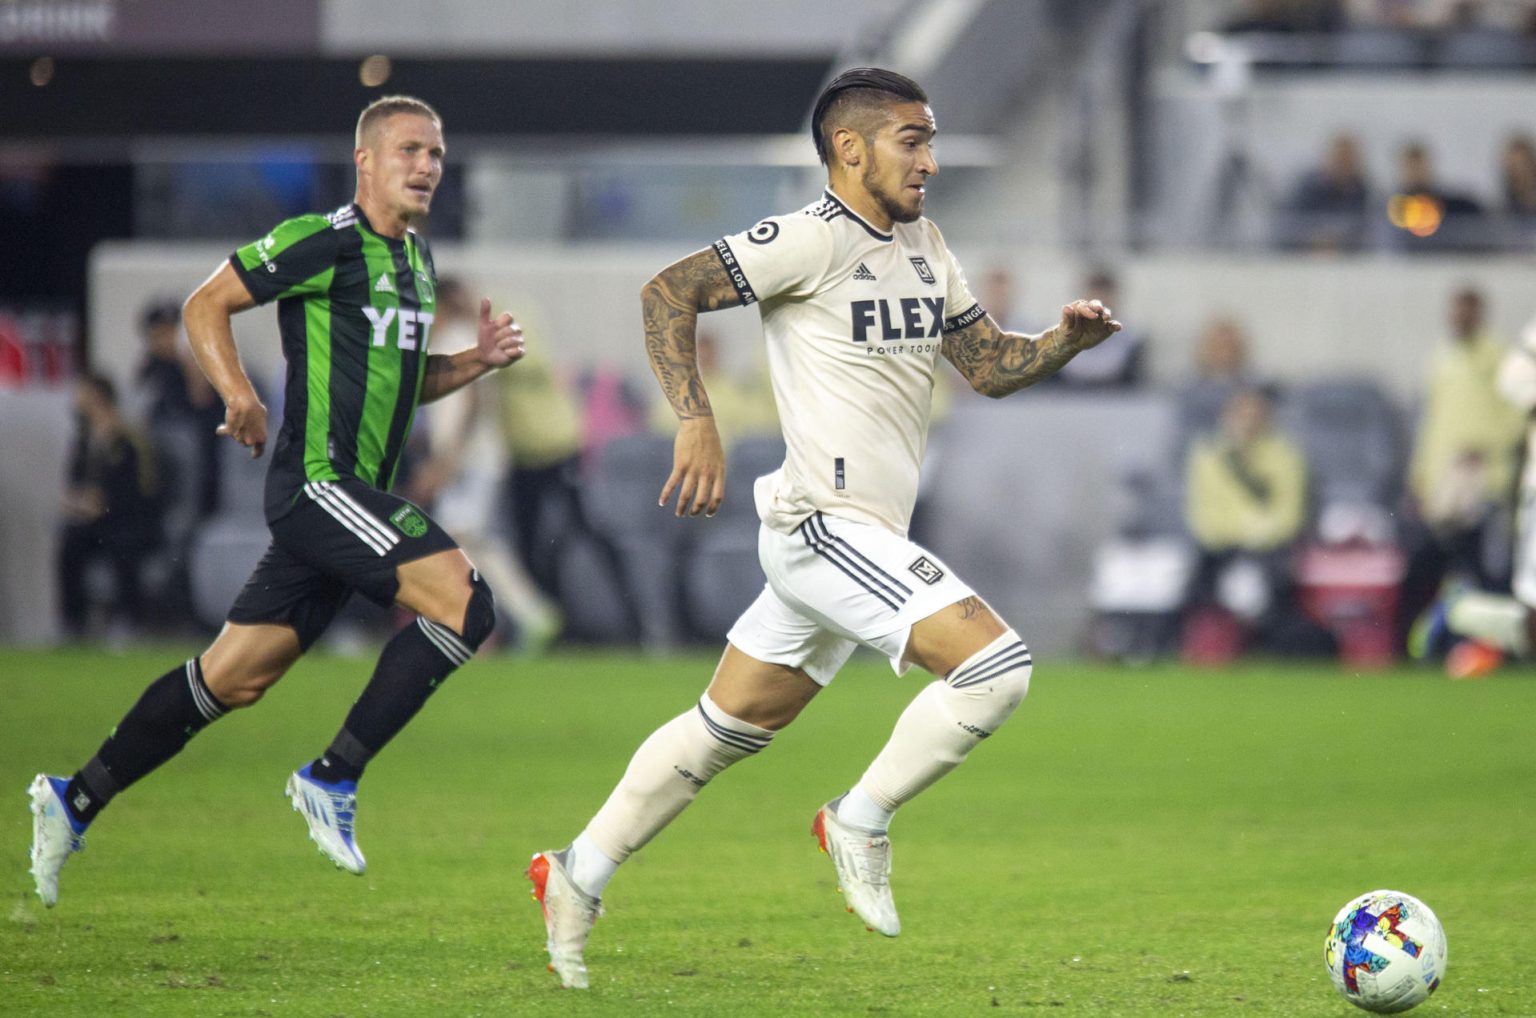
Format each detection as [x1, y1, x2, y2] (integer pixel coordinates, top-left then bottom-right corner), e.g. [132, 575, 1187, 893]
[1406, 287, 1525, 585]
[497, 342, 636, 637]
[645, 328, 777, 448]
[1184, 384, 1309, 644]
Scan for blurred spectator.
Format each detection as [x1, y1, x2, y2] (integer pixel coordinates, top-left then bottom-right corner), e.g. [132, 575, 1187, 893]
[1225, 0, 1346, 32]
[977, 267, 1023, 330]
[1282, 132, 1372, 252]
[1400, 287, 1524, 616]
[498, 346, 635, 636]
[57, 373, 161, 640]
[1177, 315, 1258, 444]
[131, 299, 223, 516]
[1182, 385, 1311, 654]
[1499, 133, 1536, 217]
[1388, 141, 1487, 252]
[1053, 268, 1147, 388]
[407, 278, 562, 653]
[646, 328, 777, 448]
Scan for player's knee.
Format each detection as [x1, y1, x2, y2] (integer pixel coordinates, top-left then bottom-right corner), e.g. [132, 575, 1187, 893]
[456, 569, 496, 651]
[933, 647, 1032, 737]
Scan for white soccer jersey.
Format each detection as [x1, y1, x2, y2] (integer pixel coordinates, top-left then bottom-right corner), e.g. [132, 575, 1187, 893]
[713, 189, 983, 537]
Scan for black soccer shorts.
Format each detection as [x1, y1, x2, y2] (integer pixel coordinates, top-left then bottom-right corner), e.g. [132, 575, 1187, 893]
[227, 477, 459, 649]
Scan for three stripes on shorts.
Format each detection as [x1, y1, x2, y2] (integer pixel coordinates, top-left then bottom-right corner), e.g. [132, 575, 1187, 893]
[798, 512, 912, 612]
[304, 481, 400, 556]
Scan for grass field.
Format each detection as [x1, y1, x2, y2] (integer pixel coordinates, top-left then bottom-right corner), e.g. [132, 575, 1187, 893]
[1, 645, 1533, 1017]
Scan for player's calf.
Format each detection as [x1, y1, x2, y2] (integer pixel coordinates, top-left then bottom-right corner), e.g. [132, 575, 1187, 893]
[291, 572, 495, 870]
[816, 631, 1031, 931]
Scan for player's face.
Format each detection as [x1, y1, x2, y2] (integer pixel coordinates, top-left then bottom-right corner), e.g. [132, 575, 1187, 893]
[862, 101, 938, 225]
[361, 113, 445, 223]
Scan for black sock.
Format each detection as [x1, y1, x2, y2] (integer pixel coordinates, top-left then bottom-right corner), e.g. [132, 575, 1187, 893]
[64, 658, 227, 825]
[308, 617, 470, 783]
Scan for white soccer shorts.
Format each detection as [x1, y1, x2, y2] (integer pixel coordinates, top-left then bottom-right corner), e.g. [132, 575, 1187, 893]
[726, 511, 976, 685]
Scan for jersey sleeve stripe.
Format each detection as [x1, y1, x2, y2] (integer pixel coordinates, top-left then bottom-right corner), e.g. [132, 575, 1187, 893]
[712, 239, 758, 306]
[942, 303, 987, 334]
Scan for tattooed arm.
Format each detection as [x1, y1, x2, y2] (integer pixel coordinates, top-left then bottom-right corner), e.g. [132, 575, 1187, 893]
[943, 299, 1121, 399]
[641, 247, 746, 516]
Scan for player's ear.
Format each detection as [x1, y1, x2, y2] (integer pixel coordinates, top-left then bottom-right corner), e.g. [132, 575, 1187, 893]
[832, 125, 863, 169]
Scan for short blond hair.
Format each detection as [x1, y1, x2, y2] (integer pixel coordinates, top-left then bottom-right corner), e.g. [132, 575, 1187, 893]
[355, 95, 441, 149]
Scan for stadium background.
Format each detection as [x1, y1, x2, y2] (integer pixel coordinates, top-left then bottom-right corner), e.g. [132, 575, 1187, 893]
[8, 0, 1536, 656]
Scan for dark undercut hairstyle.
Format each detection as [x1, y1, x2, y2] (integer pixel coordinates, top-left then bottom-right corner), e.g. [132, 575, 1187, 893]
[355, 94, 441, 149]
[810, 67, 929, 166]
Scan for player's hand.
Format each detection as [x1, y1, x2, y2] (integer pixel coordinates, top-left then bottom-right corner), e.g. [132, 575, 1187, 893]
[477, 298, 525, 368]
[660, 417, 726, 518]
[217, 395, 268, 459]
[1058, 298, 1121, 352]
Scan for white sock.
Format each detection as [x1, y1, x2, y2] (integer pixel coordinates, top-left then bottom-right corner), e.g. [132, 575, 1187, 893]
[832, 784, 894, 835]
[1448, 591, 1530, 654]
[856, 631, 1032, 818]
[565, 831, 620, 899]
[581, 694, 773, 869]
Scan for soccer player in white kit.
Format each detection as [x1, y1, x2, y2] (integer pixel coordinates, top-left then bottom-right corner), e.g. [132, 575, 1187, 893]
[527, 67, 1121, 988]
[1413, 313, 1536, 676]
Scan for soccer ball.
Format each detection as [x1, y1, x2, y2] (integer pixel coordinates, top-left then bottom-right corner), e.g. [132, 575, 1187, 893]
[1324, 890, 1448, 1013]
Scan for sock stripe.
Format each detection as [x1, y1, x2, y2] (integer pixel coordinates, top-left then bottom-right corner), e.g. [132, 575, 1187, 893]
[695, 703, 772, 754]
[417, 616, 472, 667]
[947, 641, 1031, 689]
[184, 659, 226, 722]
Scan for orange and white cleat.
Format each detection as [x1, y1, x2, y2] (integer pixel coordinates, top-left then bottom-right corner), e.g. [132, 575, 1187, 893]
[812, 803, 900, 937]
[527, 850, 601, 989]
[1445, 639, 1503, 681]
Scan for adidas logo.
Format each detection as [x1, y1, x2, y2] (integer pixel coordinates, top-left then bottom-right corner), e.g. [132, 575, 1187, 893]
[852, 262, 877, 281]
[375, 273, 395, 294]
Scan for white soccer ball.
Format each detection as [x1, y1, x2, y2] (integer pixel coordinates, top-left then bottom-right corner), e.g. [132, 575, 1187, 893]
[1324, 889, 1448, 1013]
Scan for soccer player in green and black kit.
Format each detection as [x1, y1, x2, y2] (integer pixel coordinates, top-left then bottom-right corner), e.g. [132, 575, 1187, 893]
[28, 96, 526, 903]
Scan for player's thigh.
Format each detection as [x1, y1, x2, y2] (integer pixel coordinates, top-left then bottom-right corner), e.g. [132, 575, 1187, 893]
[395, 548, 477, 629]
[226, 535, 354, 655]
[762, 512, 989, 675]
[289, 478, 462, 615]
[903, 595, 1010, 678]
[705, 642, 822, 731]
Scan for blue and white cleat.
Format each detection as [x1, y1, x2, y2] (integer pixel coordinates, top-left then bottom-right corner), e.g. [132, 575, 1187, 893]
[28, 774, 86, 908]
[285, 764, 366, 875]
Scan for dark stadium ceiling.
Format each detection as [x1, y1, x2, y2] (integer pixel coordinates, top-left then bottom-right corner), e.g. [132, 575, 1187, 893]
[0, 56, 834, 141]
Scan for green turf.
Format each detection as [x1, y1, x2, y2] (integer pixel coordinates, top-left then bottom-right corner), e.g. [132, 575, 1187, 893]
[1, 645, 1532, 1016]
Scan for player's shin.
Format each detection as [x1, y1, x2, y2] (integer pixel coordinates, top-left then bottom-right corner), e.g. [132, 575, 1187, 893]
[574, 694, 774, 896]
[839, 631, 1031, 834]
[311, 572, 494, 782]
[63, 657, 228, 827]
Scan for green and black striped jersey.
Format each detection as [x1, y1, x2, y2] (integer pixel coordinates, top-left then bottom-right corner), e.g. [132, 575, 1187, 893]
[230, 202, 438, 521]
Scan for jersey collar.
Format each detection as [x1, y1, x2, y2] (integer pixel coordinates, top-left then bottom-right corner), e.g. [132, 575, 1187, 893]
[349, 202, 411, 245]
[822, 189, 894, 243]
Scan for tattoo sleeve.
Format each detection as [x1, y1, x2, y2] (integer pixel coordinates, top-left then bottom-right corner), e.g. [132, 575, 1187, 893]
[941, 314, 1079, 398]
[641, 247, 745, 419]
